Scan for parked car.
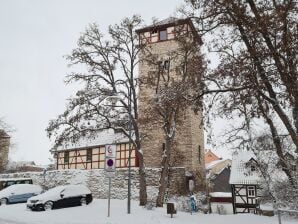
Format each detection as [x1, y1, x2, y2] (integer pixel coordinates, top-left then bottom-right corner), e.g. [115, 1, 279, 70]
[27, 185, 92, 211]
[0, 184, 42, 205]
[0, 178, 33, 191]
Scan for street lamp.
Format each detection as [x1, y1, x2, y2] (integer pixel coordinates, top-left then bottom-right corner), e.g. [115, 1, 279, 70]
[127, 86, 132, 214]
[101, 93, 133, 214]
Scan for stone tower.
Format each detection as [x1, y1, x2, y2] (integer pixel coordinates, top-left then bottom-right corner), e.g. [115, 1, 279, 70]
[0, 129, 10, 172]
[136, 18, 205, 194]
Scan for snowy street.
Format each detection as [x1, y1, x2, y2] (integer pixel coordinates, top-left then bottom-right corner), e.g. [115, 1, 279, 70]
[0, 199, 295, 224]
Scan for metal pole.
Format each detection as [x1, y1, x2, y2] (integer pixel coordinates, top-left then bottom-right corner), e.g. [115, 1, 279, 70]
[127, 86, 132, 214]
[108, 177, 111, 217]
[277, 209, 282, 224]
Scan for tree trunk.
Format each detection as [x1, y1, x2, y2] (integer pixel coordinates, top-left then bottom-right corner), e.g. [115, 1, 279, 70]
[156, 134, 172, 207]
[256, 96, 296, 186]
[136, 150, 147, 206]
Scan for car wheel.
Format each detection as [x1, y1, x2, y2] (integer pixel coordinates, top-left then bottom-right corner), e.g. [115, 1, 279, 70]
[80, 197, 87, 206]
[0, 198, 7, 206]
[44, 201, 53, 211]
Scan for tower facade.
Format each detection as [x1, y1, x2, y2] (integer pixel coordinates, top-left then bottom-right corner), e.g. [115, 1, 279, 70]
[0, 130, 10, 172]
[136, 18, 206, 193]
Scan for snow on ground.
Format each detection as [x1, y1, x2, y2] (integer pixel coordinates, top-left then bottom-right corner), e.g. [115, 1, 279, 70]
[0, 199, 296, 224]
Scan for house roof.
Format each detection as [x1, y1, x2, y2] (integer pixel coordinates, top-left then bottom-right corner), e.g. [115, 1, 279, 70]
[205, 149, 221, 164]
[229, 150, 261, 185]
[206, 159, 226, 170]
[55, 129, 130, 152]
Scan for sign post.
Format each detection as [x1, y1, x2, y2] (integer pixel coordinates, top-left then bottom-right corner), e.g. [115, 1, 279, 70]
[105, 145, 116, 217]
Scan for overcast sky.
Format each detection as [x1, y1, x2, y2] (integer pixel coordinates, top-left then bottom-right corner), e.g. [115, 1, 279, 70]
[0, 0, 229, 165]
[0, 0, 187, 164]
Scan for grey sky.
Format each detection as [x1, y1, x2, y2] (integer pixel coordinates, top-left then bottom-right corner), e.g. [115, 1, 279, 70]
[0, 0, 186, 164]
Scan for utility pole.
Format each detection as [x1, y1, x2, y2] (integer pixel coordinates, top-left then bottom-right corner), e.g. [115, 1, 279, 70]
[127, 86, 132, 214]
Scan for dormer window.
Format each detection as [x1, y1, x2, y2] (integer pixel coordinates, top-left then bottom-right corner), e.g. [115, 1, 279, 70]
[250, 164, 256, 172]
[159, 30, 167, 41]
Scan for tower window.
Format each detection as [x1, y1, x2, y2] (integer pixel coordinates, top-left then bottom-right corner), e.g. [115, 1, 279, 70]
[198, 145, 201, 163]
[163, 60, 170, 70]
[159, 30, 167, 41]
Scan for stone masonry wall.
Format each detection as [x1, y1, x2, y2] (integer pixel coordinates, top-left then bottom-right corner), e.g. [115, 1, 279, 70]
[0, 167, 187, 200]
[138, 37, 206, 191]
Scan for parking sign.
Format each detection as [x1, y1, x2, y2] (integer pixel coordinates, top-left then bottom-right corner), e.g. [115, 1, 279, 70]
[105, 145, 116, 173]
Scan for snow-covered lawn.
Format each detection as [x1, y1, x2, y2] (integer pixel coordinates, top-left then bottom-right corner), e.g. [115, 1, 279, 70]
[0, 199, 296, 224]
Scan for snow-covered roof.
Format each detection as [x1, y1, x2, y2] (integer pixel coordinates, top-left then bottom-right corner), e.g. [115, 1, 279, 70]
[229, 150, 261, 185]
[56, 129, 129, 151]
[206, 159, 225, 170]
[209, 192, 232, 198]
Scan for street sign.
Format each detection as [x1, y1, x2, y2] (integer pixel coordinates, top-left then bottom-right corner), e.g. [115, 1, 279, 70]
[105, 145, 116, 173]
[105, 145, 116, 157]
[105, 158, 116, 172]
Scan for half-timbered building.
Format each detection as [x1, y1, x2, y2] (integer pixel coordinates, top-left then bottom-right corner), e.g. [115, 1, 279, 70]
[229, 150, 261, 214]
[54, 129, 138, 170]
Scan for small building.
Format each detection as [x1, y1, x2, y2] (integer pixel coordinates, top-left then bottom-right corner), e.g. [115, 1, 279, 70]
[208, 166, 231, 192]
[229, 150, 261, 214]
[205, 151, 231, 193]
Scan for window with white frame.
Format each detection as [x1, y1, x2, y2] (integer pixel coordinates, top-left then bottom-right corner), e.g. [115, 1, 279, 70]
[247, 186, 255, 197]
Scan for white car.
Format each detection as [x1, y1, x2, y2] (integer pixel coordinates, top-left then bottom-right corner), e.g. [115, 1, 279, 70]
[0, 184, 42, 205]
[27, 185, 93, 211]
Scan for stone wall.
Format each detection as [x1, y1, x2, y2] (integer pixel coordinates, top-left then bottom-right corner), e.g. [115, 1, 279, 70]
[0, 167, 187, 200]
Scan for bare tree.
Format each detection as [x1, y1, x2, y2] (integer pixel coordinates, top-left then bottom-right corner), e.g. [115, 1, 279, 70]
[182, 0, 298, 184]
[47, 16, 148, 205]
[0, 118, 12, 173]
[249, 133, 298, 209]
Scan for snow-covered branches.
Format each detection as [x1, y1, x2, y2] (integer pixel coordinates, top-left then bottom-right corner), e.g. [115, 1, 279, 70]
[47, 15, 148, 205]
